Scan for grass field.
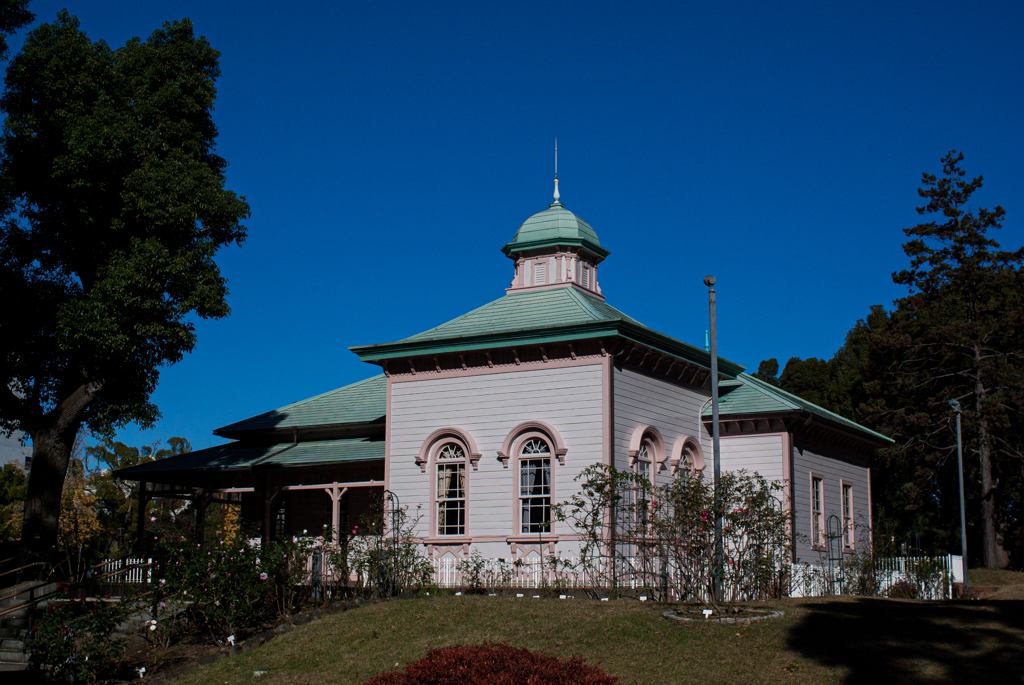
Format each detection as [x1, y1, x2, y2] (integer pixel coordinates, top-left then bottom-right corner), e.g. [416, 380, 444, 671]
[171, 594, 1024, 685]
[968, 567, 1024, 587]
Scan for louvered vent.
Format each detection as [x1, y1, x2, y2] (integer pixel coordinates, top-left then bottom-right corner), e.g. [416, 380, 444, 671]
[534, 261, 547, 285]
[582, 266, 590, 288]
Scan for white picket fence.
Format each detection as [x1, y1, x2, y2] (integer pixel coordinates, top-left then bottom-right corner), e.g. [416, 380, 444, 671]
[790, 554, 964, 599]
[96, 557, 152, 584]
[430, 553, 965, 599]
[430, 556, 667, 590]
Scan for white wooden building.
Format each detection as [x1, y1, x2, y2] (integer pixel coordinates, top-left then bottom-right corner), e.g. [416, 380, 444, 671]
[118, 184, 892, 571]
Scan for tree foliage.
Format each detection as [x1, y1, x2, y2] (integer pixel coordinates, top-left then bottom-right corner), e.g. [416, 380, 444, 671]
[0, 10, 249, 554]
[0, 460, 26, 542]
[0, 0, 34, 61]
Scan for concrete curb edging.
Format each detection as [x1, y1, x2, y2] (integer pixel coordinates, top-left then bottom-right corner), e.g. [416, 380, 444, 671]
[662, 609, 785, 625]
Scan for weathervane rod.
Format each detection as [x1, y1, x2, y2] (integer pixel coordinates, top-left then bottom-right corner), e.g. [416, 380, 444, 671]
[552, 138, 560, 204]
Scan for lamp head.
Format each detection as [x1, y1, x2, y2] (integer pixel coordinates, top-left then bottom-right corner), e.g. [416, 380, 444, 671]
[948, 399, 961, 413]
[703, 275, 716, 287]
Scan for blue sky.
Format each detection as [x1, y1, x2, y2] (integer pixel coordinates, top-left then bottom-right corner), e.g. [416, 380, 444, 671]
[10, 1, 1024, 450]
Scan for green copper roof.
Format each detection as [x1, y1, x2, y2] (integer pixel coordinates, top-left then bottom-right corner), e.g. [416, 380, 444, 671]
[215, 374, 386, 437]
[114, 437, 385, 479]
[705, 373, 893, 444]
[501, 204, 609, 260]
[351, 287, 745, 377]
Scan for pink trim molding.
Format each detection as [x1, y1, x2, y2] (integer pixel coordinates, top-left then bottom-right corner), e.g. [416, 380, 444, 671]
[669, 435, 706, 473]
[497, 420, 568, 468]
[384, 378, 393, 493]
[602, 354, 613, 467]
[627, 425, 666, 470]
[416, 427, 482, 473]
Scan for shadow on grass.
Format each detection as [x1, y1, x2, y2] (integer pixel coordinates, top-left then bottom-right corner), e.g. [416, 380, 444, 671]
[786, 598, 1024, 684]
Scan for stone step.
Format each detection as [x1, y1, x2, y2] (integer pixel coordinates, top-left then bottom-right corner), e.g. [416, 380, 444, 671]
[0, 661, 29, 672]
[0, 618, 29, 631]
[0, 649, 27, 663]
[0, 639, 25, 650]
[0, 581, 57, 609]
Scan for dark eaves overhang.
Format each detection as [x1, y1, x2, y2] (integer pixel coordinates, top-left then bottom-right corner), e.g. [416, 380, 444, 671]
[213, 419, 385, 442]
[500, 237, 610, 261]
[349, 319, 746, 379]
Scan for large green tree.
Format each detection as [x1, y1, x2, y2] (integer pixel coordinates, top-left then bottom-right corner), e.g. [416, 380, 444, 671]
[757, 152, 1024, 568]
[0, 11, 249, 555]
[885, 151, 1023, 568]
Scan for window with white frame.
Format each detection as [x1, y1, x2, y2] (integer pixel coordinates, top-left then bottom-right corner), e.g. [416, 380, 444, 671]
[842, 483, 854, 548]
[519, 438, 551, 534]
[436, 442, 466, 536]
[811, 475, 824, 547]
[634, 442, 653, 526]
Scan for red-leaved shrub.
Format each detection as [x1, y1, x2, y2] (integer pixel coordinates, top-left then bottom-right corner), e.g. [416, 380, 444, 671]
[362, 642, 621, 685]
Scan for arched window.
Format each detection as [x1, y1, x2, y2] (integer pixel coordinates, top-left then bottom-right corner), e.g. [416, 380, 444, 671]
[670, 435, 706, 475]
[436, 442, 467, 536]
[627, 425, 664, 488]
[634, 442, 652, 482]
[633, 441, 654, 526]
[519, 437, 552, 534]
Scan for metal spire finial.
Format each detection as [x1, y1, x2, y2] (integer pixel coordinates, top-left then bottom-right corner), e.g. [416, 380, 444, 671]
[552, 138, 561, 204]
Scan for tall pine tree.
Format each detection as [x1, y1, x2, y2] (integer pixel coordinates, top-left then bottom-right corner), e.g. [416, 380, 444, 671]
[886, 151, 1023, 568]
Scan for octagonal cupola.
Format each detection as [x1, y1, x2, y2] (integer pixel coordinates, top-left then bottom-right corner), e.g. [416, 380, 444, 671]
[501, 179, 610, 298]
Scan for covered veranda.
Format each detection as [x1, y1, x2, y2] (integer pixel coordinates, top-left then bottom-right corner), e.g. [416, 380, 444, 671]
[114, 437, 385, 549]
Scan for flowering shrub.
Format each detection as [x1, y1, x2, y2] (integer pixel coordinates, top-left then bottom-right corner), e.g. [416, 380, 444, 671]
[331, 500, 433, 598]
[456, 551, 488, 592]
[362, 643, 620, 684]
[153, 533, 327, 645]
[154, 537, 276, 644]
[554, 465, 791, 604]
[32, 599, 127, 683]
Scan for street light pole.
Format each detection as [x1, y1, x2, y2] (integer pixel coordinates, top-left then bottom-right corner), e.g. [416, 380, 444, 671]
[949, 399, 969, 593]
[704, 275, 722, 602]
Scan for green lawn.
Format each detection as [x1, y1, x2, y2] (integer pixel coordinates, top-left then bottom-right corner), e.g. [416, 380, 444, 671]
[172, 595, 1024, 685]
[968, 567, 1024, 587]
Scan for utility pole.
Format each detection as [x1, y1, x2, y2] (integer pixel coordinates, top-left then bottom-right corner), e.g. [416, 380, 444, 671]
[704, 275, 722, 602]
[949, 399, 969, 594]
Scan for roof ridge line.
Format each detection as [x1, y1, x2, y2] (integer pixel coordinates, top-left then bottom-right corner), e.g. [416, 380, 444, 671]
[565, 287, 614, 321]
[399, 295, 516, 340]
[736, 373, 802, 410]
[737, 373, 892, 442]
[215, 373, 385, 433]
[275, 373, 383, 410]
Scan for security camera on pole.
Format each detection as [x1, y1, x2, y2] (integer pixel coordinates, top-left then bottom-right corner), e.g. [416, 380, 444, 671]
[704, 275, 723, 602]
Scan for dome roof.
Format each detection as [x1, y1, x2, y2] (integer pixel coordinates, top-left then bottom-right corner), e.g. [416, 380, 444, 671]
[501, 203, 609, 260]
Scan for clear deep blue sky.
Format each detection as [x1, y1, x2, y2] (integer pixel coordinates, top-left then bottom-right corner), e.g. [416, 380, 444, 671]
[10, 1, 1024, 450]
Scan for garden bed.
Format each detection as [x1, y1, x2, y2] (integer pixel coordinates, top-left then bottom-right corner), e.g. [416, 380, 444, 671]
[662, 607, 784, 624]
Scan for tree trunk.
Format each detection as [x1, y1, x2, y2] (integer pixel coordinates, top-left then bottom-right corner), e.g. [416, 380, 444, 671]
[973, 352, 1008, 568]
[20, 382, 100, 558]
